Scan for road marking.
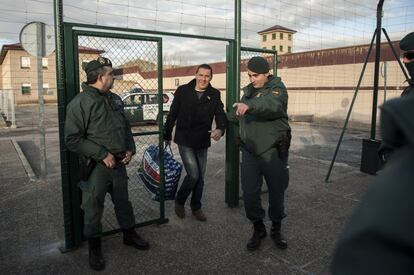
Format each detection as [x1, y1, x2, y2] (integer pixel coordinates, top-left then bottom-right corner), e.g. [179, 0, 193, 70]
[12, 138, 37, 181]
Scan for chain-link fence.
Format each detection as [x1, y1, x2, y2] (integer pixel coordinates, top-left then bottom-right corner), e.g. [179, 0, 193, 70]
[240, 49, 276, 91]
[75, 35, 164, 232]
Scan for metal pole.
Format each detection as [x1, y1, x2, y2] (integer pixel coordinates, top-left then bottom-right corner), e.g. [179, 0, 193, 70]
[370, 0, 384, 140]
[381, 61, 387, 103]
[37, 22, 47, 178]
[325, 30, 377, 182]
[0, 91, 3, 114]
[225, 0, 241, 207]
[10, 90, 16, 128]
[382, 28, 410, 81]
[5, 89, 9, 120]
[157, 39, 166, 221]
[231, 0, 241, 207]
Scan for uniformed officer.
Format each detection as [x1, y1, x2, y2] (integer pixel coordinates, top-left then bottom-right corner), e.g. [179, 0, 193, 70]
[379, 32, 414, 162]
[400, 32, 414, 97]
[331, 90, 414, 275]
[229, 56, 291, 251]
[65, 57, 149, 271]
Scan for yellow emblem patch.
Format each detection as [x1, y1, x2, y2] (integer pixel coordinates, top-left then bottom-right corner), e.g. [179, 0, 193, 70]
[272, 90, 280, 95]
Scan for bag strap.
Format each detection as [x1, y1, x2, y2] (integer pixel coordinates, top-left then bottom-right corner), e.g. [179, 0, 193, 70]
[164, 143, 174, 157]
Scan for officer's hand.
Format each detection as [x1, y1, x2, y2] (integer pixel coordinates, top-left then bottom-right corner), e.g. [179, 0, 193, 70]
[122, 151, 133, 165]
[102, 153, 116, 169]
[232, 103, 249, 117]
[210, 129, 223, 141]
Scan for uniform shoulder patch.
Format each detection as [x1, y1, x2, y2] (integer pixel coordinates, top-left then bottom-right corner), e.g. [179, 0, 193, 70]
[271, 89, 283, 95]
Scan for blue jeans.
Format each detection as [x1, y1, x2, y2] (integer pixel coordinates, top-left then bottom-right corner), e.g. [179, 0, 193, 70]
[176, 145, 208, 211]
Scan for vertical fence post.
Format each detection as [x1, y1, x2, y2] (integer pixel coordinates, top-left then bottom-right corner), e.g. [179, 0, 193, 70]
[36, 22, 47, 178]
[10, 90, 16, 128]
[5, 90, 9, 121]
[224, 0, 242, 207]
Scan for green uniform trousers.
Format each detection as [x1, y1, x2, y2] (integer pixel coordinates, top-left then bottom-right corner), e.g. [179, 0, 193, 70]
[240, 147, 289, 223]
[79, 163, 135, 238]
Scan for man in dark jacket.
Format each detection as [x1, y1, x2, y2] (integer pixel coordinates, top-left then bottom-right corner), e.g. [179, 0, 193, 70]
[331, 94, 414, 275]
[65, 57, 149, 271]
[379, 32, 414, 162]
[164, 64, 227, 222]
[228, 56, 291, 251]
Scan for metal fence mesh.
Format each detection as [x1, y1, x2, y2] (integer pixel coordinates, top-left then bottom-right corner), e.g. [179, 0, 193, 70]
[77, 35, 163, 231]
[240, 50, 276, 93]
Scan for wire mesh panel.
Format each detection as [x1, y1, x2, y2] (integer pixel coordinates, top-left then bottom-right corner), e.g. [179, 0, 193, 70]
[76, 34, 163, 233]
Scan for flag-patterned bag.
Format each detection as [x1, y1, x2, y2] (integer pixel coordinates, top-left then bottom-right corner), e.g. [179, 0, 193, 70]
[138, 144, 182, 201]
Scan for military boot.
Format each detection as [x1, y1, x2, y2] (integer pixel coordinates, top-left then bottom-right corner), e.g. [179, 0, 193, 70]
[123, 228, 150, 250]
[271, 221, 287, 249]
[88, 237, 105, 271]
[246, 221, 267, 251]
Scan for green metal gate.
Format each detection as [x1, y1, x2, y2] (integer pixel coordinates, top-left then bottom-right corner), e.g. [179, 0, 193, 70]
[60, 25, 167, 250]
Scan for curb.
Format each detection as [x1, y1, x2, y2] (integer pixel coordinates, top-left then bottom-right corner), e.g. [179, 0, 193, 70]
[11, 138, 37, 181]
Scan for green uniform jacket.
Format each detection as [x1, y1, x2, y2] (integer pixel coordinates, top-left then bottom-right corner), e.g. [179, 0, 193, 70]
[65, 83, 136, 161]
[228, 75, 290, 155]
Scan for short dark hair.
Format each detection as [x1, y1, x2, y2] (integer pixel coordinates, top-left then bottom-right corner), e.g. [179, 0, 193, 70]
[196, 64, 213, 77]
[86, 66, 108, 84]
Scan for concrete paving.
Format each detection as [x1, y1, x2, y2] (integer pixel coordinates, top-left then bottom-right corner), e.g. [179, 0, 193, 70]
[0, 105, 376, 274]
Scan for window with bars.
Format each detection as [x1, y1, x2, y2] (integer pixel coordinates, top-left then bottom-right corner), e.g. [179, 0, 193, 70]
[42, 58, 48, 69]
[279, 45, 283, 52]
[280, 33, 284, 40]
[262, 35, 267, 42]
[21, 56, 30, 68]
[21, 83, 31, 94]
[272, 33, 276, 40]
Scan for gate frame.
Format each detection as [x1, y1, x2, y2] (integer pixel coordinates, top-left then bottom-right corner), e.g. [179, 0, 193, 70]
[60, 25, 167, 250]
[55, 0, 275, 250]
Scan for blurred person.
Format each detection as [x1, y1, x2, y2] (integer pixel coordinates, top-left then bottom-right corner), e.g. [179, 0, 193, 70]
[379, 32, 414, 163]
[331, 93, 414, 274]
[65, 57, 149, 271]
[228, 56, 291, 251]
[164, 64, 227, 222]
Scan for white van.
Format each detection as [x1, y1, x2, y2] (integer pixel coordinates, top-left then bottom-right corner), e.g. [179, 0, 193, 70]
[121, 92, 174, 124]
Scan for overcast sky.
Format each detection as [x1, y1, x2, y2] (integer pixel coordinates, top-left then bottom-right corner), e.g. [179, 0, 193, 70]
[1, 0, 413, 65]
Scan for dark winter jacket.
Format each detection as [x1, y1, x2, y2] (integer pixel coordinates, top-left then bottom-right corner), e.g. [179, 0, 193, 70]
[65, 83, 136, 161]
[164, 79, 227, 149]
[401, 79, 414, 97]
[331, 95, 414, 275]
[227, 75, 291, 155]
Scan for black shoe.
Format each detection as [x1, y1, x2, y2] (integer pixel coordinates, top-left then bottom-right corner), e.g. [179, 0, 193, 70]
[246, 221, 267, 251]
[88, 237, 105, 271]
[175, 201, 185, 219]
[271, 221, 288, 249]
[123, 228, 150, 250]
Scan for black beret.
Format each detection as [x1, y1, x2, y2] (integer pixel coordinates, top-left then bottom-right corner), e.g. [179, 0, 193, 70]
[247, 56, 270, 74]
[400, 32, 414, 52]
[84, 56, 112, 74]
